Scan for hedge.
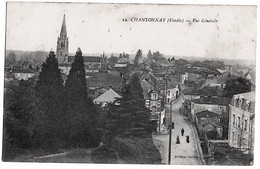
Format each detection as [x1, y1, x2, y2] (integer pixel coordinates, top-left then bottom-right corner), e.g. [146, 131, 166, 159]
[110, 136, 162, 164]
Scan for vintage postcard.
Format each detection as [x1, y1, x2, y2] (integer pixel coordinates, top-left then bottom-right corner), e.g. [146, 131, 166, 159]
[2, 1, 257, 166]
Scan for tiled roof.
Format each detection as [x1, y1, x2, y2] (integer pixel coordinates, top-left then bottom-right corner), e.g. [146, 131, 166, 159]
[195, 110, 220, 118]
[12, 68, 35, 73]
[183, 87, 219, 96]
[141, 72, 162, 89]
[59, 63, 72, 67]
[93, 88, 121, 104]
[231, 91, 255, 113]
[192, 97, 231, 106]
[203, 77, 226, 86]
[141, 80, 152, 99]
[200, 121, 222, 128]
[86, 72, 123, 90]
[68, 56, 101, 63]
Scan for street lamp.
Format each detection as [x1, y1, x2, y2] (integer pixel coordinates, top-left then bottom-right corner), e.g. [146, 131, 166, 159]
[168, 100, 173, 165]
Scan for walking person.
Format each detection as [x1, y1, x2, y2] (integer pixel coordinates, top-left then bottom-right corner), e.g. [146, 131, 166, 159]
[181, 128, 185, 136]
[176, 136, 180, 144]
[186, 135, 190, 143]
[172, 122, 175, 129]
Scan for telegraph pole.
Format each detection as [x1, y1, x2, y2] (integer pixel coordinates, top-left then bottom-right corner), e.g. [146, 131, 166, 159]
[168, 101, 173, 165]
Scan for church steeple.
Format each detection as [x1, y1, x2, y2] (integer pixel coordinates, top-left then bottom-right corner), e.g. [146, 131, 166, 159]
[60, 14, 67, 37]
[57, 14, 69, 64]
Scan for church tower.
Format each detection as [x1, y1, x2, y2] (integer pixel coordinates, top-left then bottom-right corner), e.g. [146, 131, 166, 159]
[57, 14, 69, 64]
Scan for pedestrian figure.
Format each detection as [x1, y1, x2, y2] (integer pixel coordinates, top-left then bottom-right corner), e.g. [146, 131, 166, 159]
[181, 128, 185, 136]
[186, 135, 190, 143]
[176, 136, 180, 144]
[172, 122, 175, 129]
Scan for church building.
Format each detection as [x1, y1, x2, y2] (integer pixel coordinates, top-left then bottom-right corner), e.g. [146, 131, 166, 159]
[56, 14, 69, 64]
[56, 14, 107, 74]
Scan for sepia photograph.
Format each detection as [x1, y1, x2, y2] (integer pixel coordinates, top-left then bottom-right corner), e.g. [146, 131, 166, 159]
[1, 1, 258, 167]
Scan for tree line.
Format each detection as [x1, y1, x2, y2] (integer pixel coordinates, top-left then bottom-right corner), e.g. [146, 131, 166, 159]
[3, 49, 99, 160]
[3, 48, 157, 161]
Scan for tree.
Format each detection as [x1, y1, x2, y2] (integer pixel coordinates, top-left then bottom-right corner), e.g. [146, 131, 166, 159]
[5, 51, 16, 66]
[4, 80, 38, 150]
[110, 73, 152, 137]
[147, 50, 153, 59]
[108, 55, 118, 64]
[223, 77, 251, 98]
[175, 58, 190, 66]
[64, 48, 98, 147]
[134, 49, 143, 68]
[152, 51, 163, 61]
[36, 51, 64, 148]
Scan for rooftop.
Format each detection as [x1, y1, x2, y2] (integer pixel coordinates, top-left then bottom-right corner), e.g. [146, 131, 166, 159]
[195, 110, 221, 118]
[233, 91, 255, 102]
[200, 121, 222, 128]
[192, 97, 231, 106]
[141, 72, 162, 89]
[93, 88, 121, 104]
[68, 56, 101, 63]
[141, 79, 152, 99]
[12, 68, 35, 73]
[87, 72, 123, 90]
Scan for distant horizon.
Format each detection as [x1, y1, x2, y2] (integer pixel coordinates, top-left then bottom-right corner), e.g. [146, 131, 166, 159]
[6, 3, 256, 62]
[5, 49, 256, 66]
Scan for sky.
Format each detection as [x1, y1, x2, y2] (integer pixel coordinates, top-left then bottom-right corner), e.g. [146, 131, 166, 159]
[5, 2, 257, 61]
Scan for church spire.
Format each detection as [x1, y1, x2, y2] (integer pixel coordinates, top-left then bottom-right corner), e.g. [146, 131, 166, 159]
[57, 14, 69, 64]
[60, 14, 67, 36]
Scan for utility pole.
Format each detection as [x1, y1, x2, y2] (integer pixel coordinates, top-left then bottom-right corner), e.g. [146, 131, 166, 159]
[168, 101, 173, 165]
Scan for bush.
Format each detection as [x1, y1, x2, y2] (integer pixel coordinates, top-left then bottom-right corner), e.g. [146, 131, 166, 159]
[201, 142, 208, 155]
[110, 136, 161, 164]
[91, 144, 118, 163]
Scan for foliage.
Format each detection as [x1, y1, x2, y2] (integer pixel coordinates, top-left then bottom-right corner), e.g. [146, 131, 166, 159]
[5, 51, 16, 66]
[110, 136, 161, 164]
[175, 58, 190, 66]
[64, 48, 99, 147]
[109, 73, 152, 137]
[3, 80, 41, 160]
[134, 49, 142, 67]
[119, 52, 129, 59]
[223, 77, 251, 98]
[108, 55, 118, 64]
[147, 50, 152, 59]
[91, 144, 118, 163]
[36, 51, 65, 148]
[152, 51, 163, 61]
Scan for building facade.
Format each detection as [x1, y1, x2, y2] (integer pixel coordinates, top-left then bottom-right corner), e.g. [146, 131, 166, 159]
[190, 97, 230, 122]
[228, 91, 255, 154]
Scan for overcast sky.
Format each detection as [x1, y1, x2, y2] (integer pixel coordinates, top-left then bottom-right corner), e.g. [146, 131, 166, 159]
[6, 2, 256, 60]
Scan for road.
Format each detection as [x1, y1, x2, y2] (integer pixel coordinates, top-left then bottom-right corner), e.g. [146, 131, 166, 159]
[152, 93, 203, 165]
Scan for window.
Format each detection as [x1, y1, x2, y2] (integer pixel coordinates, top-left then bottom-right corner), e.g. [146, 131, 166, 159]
[238, 116, 241, 128]
[151, 93, 157, 100]
[234, 96, 238, 107]
[237, 134, 240, 144]
[245, 100, 251, 111]
[233, 114, 235, 125]
[244, 119, 247, 131]
[236, 98, 239, 107]
[167, 90, 170, 96]
[239, 98, 244, 108]
[232, 132, 235, 141]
